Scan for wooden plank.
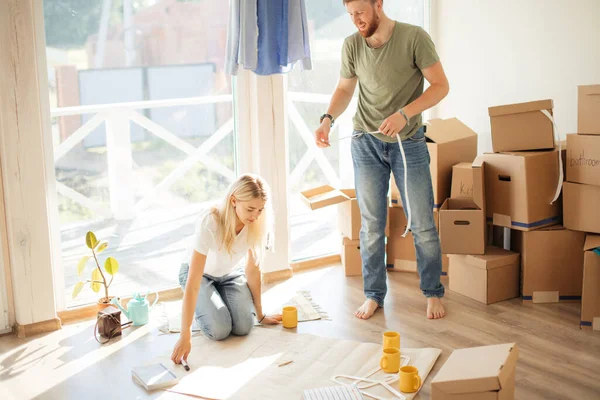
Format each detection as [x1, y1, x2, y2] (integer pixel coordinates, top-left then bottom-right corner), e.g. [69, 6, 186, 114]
[0, 0, 58, 325]
[291, 254, 341, 273]
[262, 267, 293, 284]
[16, 317, 61, 338]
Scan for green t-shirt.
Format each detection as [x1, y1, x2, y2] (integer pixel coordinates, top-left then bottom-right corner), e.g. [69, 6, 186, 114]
[340, 21, 440, 143]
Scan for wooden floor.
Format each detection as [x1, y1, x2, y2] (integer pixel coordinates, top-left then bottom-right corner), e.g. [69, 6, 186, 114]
[1, 265, 599, 399]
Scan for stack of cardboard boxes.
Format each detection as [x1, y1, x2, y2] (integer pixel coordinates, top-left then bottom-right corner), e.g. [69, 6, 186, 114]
[301, 85, 600, 336]
[565, 85, 600, 331]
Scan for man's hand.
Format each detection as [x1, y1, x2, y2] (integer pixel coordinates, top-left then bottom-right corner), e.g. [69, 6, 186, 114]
[378, 111, 407, 137]
[315, 120, 331, 148]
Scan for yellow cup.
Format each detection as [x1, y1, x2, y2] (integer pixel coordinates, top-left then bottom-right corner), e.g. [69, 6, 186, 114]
[380, 348, 400, 373]
[282, 306, 298, 328]
[383, 331, 401, 350]
[399, 366, 422, 393]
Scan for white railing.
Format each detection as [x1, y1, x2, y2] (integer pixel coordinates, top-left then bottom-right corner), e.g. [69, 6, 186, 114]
[287, 92, 357, 190]
[51, 92, 356, 222]
[51, 95, 234, 220]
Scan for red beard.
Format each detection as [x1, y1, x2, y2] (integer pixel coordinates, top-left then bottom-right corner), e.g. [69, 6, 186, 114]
[357, 16, 380, 38]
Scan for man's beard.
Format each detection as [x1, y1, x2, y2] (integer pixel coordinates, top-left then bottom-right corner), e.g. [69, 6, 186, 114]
[358, 15, 380, 38]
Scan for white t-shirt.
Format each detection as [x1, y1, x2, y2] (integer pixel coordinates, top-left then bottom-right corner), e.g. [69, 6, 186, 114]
[185, 210, 250, 277]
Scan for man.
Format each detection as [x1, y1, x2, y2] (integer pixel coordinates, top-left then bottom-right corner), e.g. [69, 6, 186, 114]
[314, 0, 449, 320]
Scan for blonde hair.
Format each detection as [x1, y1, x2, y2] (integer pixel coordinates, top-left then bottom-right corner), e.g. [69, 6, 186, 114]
[211, 174, 273, 265]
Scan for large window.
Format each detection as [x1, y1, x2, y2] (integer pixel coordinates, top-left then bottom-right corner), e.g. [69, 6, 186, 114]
[44, 0, 236, 308]
[287, 0, 427, 261]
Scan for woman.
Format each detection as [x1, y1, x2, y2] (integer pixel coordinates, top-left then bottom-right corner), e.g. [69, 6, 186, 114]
[171, 174, 282, 365]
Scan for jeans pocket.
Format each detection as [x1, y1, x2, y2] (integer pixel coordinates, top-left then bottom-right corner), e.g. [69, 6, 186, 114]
[407, 129, 426, 142]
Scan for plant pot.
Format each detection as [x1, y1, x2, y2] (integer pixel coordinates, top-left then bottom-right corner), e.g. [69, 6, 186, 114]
[97, 296, 115, 312]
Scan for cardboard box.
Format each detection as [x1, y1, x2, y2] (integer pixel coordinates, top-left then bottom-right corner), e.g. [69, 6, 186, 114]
[425, 118, 478, 208]
[300, 185, 366, 240]
[488, 99, 555, 152]
[300, 185, 349, 210]
[440, 158, 486, 255]
[386, 207, 448, 275]
[581, 234, 600, 331]
[481, 147, 564, 231]
[566, 133, 600, 187]
[337, 189, 360, 240]
[563, 182, 600, 234]
[451, 162, 474, 198]
[512, 225, 585, 302]
[578, 85, 600, 135]
[448, 246, 520, 304]
[431, 343, 518, 400]
[341, 237, 361, 276]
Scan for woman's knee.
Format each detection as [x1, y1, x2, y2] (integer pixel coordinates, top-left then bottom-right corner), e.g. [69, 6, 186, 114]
[201, 317, 232, 341]
[198, 306, 232, 341]
[231, 313, 254, 336]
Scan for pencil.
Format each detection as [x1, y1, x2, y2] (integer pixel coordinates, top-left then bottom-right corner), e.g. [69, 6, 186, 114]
[181, 359, 190, 371]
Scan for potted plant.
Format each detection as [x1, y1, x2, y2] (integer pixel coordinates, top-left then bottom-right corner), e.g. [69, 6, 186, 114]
[72, 231, 120, 311]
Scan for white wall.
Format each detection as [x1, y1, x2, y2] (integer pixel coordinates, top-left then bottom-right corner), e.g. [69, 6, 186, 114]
[430, 0, 600, 154]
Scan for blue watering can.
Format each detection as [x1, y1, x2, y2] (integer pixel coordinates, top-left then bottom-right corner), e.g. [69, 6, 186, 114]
[111, 291, 158, 326]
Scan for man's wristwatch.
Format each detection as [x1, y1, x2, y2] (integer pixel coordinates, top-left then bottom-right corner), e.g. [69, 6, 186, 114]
[320, 113, 335, 127]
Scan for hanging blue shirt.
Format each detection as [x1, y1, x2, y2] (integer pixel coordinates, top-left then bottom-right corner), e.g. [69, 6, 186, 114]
[254, 0, 291, 75]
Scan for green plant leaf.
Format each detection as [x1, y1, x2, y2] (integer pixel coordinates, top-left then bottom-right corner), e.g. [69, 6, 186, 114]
[72, 282, 85, 299]
[104, 257, 119, 276]
[95, 241, 108, 254]
[77, 256, 90, 276]
[86, 231, 98, 249]
[91, 268, 102, 292]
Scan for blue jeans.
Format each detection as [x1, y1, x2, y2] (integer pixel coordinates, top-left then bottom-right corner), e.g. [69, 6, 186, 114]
[351, 126, 445, 306]
[178, 263, 255, 341]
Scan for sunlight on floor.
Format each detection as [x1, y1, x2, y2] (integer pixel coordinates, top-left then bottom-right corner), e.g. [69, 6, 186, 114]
[0, 319, 152, 399]
[262, 266, 335, 314]
[163, 353, 282, 399]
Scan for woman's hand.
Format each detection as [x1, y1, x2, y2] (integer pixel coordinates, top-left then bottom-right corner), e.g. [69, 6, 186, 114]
[171, 332, 192, 364]
[259, 313, 282, 325]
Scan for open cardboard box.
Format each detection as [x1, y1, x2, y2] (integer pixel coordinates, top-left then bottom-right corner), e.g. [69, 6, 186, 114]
[581, 234, 600, 331]
[512, 225, 585, 303]
[300, 185, 350, 210]
[482, 146, 564, 231]
[431, 343, 519, 400]
[578, 84, 600, 135]
[488, 99, 555, 152]
[300, 185, 363, 240]
[439, 158, 486, 255]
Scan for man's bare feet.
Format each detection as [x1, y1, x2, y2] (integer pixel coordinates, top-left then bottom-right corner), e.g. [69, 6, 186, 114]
[427, 297, 445, 319]
[355, 298, 380, 320]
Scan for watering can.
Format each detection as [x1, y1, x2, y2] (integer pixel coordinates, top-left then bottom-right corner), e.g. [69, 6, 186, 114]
[111, 291, 158, 326]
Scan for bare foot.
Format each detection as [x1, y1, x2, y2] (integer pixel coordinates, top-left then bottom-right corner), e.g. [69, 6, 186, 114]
[427, 297, 445, 319]
[354, 299, 380, 320]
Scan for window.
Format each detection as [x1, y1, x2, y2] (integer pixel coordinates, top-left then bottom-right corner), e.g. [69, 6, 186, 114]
[287, 0, 427, 261]
[44, 0, 236, 308]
